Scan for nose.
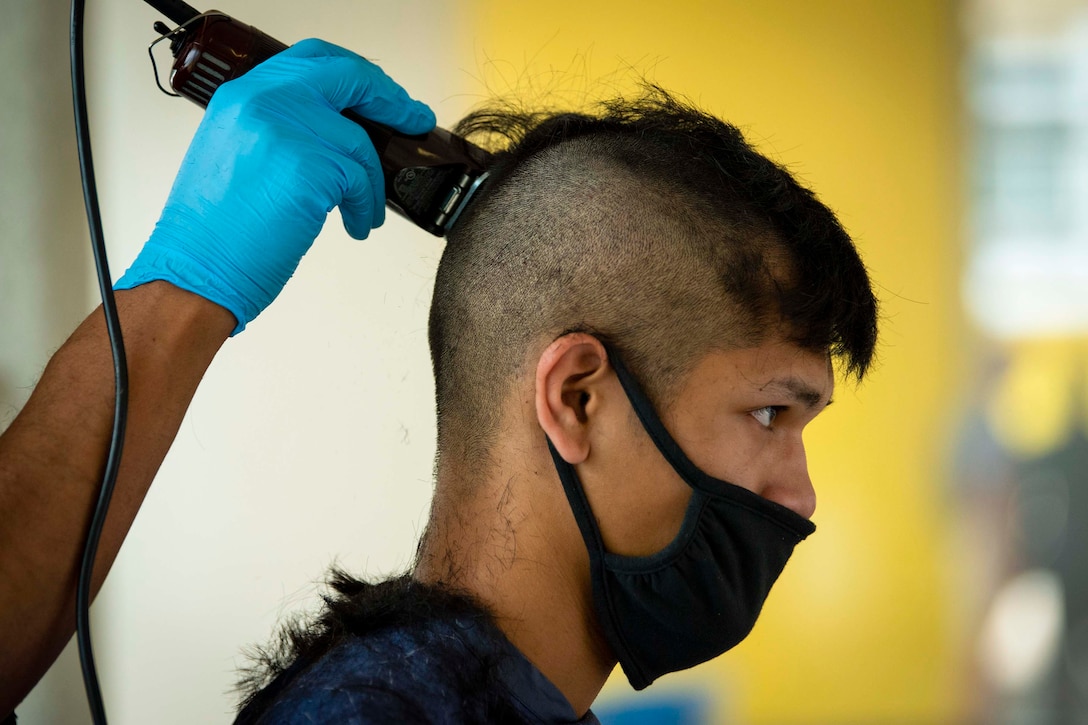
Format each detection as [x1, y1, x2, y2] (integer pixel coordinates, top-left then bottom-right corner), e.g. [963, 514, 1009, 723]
[758, 439, 817, 520]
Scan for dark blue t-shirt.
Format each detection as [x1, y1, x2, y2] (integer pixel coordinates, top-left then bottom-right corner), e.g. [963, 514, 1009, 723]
[235, 614, 599, 724]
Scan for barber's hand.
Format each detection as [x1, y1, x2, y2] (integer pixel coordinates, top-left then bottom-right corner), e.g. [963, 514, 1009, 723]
[115, 38, 436, 334]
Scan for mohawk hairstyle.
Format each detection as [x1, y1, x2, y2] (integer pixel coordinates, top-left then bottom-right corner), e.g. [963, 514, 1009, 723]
[429, 87, 878, 462]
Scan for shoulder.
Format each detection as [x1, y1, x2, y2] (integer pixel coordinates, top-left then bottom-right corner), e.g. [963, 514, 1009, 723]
[250, 678, 434, 723]
[239, 620, 509, 724]
[233, 575, 533, 723]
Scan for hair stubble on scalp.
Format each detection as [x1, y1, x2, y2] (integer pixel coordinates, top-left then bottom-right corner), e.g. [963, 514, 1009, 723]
[428, 86, 879, 473]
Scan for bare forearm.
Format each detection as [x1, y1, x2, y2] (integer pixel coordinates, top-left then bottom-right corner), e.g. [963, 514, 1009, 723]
[0, 281, 234, 713]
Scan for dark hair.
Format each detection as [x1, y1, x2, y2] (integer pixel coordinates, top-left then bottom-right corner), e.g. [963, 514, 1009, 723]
[428, 87, 878, 462]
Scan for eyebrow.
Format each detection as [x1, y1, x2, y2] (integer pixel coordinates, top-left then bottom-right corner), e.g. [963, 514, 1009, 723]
[759, 377, 833, 410]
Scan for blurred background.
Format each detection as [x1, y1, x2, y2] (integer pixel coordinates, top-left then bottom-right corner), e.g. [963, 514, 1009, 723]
[2, 0, 1085, 722]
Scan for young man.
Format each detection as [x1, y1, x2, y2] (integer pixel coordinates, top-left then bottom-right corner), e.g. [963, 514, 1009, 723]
[0, 39, 876, 722]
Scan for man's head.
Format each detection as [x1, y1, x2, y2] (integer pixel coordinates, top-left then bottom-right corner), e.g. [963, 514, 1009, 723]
[429, 89, 876, 470]
[417, 88, 878, 705]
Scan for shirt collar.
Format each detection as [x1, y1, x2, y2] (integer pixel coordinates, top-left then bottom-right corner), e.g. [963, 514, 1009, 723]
[453, 617, 599, 724]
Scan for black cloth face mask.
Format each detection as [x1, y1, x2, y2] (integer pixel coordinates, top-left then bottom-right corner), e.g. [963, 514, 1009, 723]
[546, 344, 816, 690]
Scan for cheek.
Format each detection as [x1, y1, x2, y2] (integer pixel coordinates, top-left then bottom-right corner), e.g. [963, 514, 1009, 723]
[624, 451, 693, 554]
[669, 409, 767, 493]
[583, 413, 695, 557]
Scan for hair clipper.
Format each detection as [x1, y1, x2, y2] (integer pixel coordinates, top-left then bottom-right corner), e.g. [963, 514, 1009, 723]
[144, 0, 491, 236]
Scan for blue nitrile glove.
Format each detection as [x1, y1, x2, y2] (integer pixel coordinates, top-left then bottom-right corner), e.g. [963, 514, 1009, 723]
[115, 38, 436, 334]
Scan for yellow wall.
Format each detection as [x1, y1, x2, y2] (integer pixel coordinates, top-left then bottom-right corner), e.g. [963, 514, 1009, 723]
[461, 2, 962, 722]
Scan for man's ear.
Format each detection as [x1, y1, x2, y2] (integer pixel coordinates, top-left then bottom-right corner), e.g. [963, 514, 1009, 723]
[535, 334, 610, 465]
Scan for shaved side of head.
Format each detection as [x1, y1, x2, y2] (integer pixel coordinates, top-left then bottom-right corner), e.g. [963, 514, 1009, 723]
[428, 90, 878, 469]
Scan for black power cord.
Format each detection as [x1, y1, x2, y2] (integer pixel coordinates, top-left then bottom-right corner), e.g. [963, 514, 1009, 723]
[70, 0, 128, 723]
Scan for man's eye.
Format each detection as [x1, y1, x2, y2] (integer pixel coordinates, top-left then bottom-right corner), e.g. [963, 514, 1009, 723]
[751, 406, 781, 428]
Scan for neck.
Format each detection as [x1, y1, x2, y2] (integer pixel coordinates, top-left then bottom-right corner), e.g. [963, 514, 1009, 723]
[413, 454, 615, 716]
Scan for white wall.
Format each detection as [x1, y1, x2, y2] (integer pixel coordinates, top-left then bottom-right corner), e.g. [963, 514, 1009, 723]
[12, 1, 474, 722]
[0, 1, 92, 431]
[2, 1, 96, 722]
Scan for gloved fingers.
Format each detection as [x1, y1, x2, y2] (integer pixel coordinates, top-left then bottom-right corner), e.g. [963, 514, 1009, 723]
[281, 39, 436, 135]
[300, 110, 386, 229]
[337, 157, 385, 239]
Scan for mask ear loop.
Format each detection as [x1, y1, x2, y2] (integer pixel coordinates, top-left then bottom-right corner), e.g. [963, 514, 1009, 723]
[602, 342, 816, 536]
[544, 438, 651, 688]
[600, 343, 709, 485]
